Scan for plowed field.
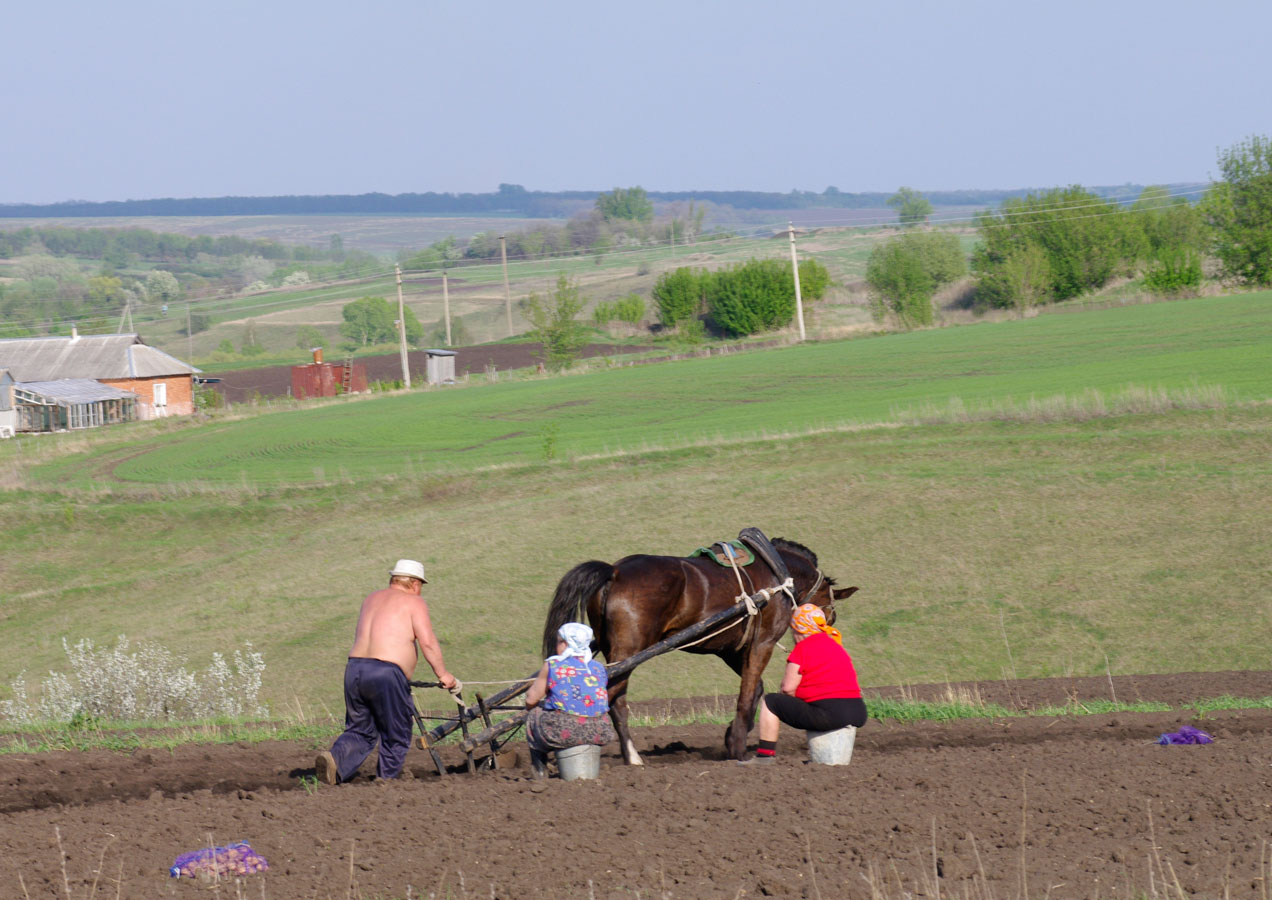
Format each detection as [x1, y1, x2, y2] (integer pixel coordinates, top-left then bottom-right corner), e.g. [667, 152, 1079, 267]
[2, 672, 1269, 899]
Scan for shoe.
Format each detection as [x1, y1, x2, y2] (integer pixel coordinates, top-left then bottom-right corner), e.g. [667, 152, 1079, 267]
[315, 751, 339, 785]
[529, 749, 549, 780]
[736, 754, 775, 766]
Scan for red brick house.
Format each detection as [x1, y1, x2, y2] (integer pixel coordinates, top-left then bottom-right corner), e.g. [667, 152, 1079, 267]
[0, 329, 199, 432]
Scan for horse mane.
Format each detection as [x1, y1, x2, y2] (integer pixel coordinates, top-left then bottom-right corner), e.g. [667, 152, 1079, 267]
[771, 537, 837, 586]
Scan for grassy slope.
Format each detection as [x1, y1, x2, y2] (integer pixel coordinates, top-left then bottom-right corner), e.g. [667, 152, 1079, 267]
[29, 292, 1272, 488]
[1, 293, 1269, 714]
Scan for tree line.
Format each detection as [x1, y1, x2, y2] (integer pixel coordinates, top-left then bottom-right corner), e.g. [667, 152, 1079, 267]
[400, 187, 711, 270]
[0, 226, 377, 339]
[0, 225, 339, 264]
[0, 183, 1165, 219]
[865, 135, 1272, 327]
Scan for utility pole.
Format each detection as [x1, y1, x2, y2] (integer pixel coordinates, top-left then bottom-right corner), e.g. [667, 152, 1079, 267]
[442, 269, 452, 346]
[499, 234, 513, 337]
[670, 219, 676, 258]
[186, 303, 193, 361]
[787, 221, 806, 342]
[395, 264, 411, 387]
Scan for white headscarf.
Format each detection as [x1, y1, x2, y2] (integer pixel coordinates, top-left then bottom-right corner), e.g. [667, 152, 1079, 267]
[548, 622, 594, 665]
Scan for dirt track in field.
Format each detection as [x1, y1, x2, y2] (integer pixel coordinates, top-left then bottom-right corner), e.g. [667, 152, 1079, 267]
[2, 672, 1270, 899]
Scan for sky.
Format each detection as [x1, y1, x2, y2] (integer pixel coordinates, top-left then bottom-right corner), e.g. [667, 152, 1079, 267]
[3, 0, 1270, 204]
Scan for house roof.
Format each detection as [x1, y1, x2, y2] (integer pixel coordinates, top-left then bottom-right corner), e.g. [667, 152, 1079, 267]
[0, 333, 199, 381]
[15, 379, 139, 405]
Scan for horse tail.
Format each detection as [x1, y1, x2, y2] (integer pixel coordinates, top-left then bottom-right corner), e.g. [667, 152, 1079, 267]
[542, 560, 614, 658]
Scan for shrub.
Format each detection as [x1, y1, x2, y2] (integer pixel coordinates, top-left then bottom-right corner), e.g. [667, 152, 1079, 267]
[592, 300, 616, 325]
[428, 315, 470, 347]
[652, 267, 705, 326]
[908, 232, 966, 285]
[1143, 249, 1203, 294]
[705, 258, 795, 336]
[973, 187, 1130, 307]
[192, 382, 224, 412]
[240, 319, 266, 356]
[1203, 134, 1272, 285]
[596, 294, 646, 327]
[340, 296, 422, 347]
[613, 293, 645, 325]
[866, 240, 936, 328]
[797, 258, 832, 300]
[0, 636, 267, 724]
[678, 318, 707, 345]
[295, 324, 326, 350]
[865, 233, 964, 328]
[524, 274, 588, 371]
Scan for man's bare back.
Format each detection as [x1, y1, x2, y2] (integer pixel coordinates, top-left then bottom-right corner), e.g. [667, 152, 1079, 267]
[348, 585, 454, 687]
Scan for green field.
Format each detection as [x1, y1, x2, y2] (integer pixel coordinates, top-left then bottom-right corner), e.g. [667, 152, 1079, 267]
[1, 292, 1269, 718]
[27, 292, 1272, 488]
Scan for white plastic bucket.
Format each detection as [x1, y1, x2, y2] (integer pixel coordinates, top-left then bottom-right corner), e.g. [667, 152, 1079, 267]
[554, 744, 601, 781]
[806, 725, 856, 765]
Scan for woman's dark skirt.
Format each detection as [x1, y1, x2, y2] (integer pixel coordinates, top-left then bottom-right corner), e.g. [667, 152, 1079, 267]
[525, 707, 617, 752]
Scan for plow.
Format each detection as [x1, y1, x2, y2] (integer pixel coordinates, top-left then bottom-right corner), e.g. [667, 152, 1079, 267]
[407, 581, 787, 776]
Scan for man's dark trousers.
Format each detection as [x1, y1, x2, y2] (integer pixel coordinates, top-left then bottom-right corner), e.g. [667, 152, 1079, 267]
[329, 657, 415, 781]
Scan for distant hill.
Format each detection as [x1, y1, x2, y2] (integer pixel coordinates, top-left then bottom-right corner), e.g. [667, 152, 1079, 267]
[0, 183, 1192, 219]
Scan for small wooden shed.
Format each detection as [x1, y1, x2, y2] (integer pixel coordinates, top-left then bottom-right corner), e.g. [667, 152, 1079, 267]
[425, 349, 457, 385]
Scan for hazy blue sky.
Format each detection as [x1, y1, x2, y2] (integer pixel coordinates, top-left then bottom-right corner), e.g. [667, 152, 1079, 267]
[3, 0, 1269, 203]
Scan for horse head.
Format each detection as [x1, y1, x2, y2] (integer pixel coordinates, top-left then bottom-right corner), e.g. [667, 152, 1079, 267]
[772, 537, 858, 627]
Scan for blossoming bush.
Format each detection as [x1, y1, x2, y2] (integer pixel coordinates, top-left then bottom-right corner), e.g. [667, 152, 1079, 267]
[0, 636, 267, 724]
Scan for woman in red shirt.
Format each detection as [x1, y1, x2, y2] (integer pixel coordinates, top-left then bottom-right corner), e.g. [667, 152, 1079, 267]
[741, 603, 867, 764]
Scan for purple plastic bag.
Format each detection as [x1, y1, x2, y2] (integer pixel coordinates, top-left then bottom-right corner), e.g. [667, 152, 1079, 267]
[1157, 725, 1213, 745]
[170, 841, 269, 878]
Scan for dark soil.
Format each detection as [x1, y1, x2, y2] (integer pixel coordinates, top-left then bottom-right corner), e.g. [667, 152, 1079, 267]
[211, 343, 651, 404]
[2, 672, 1270, 899]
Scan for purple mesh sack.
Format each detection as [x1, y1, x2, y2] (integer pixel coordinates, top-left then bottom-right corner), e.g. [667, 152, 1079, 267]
[1156, 725, 1213, 745]
[170, 841, 269, 878]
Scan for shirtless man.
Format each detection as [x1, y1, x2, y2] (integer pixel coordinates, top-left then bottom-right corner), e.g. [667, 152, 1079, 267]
[315, 559, 457, 784]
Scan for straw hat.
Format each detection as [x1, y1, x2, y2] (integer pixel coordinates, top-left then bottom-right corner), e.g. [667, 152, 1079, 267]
[389, 559, 428, 583]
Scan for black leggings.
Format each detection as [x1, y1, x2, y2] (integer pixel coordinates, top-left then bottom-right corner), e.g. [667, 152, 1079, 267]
[764, 695, 867, 731]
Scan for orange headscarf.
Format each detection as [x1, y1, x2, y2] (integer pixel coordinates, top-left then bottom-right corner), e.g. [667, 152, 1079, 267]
[790, 603, 842, 645]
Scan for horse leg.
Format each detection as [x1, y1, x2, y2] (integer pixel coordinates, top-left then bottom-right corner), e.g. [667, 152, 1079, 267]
[722, 642, 778, 760]
[606, 674, 643, 766]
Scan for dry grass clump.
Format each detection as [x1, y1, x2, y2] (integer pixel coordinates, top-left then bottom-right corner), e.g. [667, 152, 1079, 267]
[892, 383, 1233, 427]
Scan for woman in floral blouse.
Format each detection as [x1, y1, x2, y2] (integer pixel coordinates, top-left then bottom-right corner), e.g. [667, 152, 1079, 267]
[524, 622, 616, 778]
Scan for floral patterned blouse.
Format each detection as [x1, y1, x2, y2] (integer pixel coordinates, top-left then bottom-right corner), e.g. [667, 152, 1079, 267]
[543, 657, 609, 716]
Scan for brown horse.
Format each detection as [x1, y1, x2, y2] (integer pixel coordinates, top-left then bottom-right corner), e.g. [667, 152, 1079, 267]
[541, 538, 857, 763]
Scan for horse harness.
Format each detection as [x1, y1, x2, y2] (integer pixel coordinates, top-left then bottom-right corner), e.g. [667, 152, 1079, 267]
[733, 562, 831, 650]
[721, 548, 829, 652]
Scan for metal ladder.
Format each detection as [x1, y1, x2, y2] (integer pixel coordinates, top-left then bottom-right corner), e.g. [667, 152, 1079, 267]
[341, 359, 354, 394]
